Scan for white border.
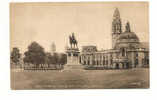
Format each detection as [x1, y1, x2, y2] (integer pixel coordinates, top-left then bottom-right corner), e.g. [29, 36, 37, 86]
[1, 0, 157, 100]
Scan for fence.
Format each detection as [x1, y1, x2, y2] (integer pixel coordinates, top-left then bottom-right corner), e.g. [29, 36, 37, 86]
[11, 63, 64, 70]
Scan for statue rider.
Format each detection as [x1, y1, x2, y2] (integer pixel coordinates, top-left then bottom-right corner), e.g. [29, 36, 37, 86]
[69, 33, 78, 48]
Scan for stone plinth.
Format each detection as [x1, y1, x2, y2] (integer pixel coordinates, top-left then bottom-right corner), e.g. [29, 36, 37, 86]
[64, 48, 83, 70]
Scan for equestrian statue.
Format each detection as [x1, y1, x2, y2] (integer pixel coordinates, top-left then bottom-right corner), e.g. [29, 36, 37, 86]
[69, 33, 78, 48]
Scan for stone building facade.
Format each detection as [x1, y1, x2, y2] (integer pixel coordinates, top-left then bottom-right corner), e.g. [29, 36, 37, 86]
[80, 8, 149, 69]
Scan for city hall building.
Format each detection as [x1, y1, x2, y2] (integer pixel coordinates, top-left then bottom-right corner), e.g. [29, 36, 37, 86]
[80, 8, 149, 69]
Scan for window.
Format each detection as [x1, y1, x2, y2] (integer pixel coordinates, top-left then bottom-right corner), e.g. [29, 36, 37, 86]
[103, 60, 105, 65]
[79, 57, 81, 63]
[93, 60, 95, 65]
[122, 48, 125, 56]
[136, 53, 138, 57]
[103, 56, 105, 60]
[106, 60, 108, 65]
[68, 53, 71, 56]
[84, 61, 86, 65]
[110, 59, 113, 65]
[73, 53, 78, 56]
[135, 59, 138, 65]
[142, 58, 144, 65]
[147, 59, 149, 65]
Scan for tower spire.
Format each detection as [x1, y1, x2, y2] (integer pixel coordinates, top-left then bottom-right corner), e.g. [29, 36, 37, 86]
[112, 8, 122, 34]
[112, 8, 122, 49]
[113, 8, 120, 19]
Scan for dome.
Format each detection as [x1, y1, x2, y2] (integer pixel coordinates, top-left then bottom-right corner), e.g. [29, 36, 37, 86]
[115, 32, 140, 49]
[117, 32, 139, 43]
[114, 21, 140, 49]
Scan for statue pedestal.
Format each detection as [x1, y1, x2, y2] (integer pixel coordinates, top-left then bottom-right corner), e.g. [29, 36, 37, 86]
[64, 48, 83, 70]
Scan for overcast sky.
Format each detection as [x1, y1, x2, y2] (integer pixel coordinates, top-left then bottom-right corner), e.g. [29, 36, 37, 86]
[10, 2, 149, 53]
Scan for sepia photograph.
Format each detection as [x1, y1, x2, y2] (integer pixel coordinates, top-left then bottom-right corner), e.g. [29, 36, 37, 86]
[10, 2, 149, 89]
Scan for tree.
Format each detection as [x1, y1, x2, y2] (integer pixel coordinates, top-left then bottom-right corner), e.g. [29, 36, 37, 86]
[51, 53, 59, 64]
[23, 42, 46, 67]
[58, 53, 67, 65]
[45, 52, 53, 67]
[11, 47, 21, 64]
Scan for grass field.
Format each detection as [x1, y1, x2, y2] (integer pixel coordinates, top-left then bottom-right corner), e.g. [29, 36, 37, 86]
[11, 68, 149, 89]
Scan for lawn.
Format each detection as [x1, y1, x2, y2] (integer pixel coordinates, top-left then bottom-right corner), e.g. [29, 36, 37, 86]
[11, 68, 149, 89]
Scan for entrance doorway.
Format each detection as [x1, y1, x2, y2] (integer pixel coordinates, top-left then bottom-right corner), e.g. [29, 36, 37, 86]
[116, 63, 119, 69]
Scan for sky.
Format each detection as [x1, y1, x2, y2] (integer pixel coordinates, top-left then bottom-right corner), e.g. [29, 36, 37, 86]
[10, 2, 149, 53]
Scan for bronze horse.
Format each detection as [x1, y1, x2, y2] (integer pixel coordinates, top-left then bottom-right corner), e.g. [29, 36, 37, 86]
[69, 33, 78, 48]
